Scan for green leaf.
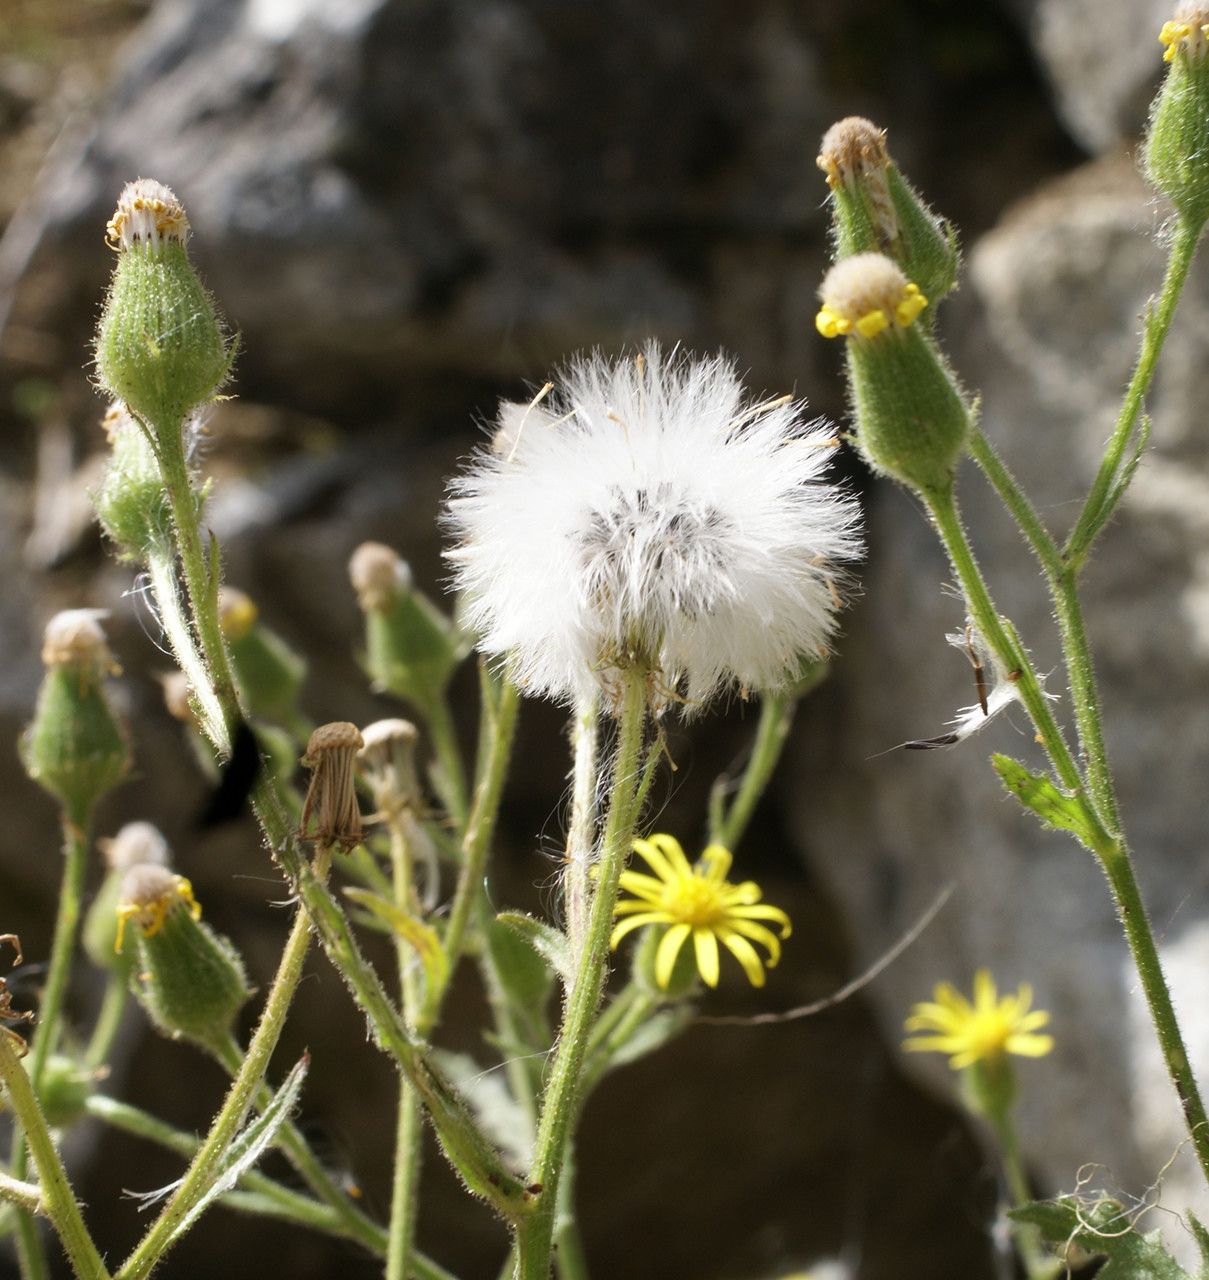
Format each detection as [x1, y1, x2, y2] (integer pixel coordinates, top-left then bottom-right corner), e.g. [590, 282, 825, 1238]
[1189, 1211, 1209, 1278]
[1012, 1196, 1191, 1279]
[167, 1055, 309, 1248]
[486, 914, 556, 1052]
[991, 754, 1102, 850]
[344, 888, 449, 994]
[430, 1050, 532, 1170]
[494, 911, 572, 985]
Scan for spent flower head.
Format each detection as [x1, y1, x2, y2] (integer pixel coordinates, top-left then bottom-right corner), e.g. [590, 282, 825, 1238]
[300, 722, 365, 851]
[445, 344, 861, 709]
[610, 834, 791, 989]
[904, 970, 1053, 1070]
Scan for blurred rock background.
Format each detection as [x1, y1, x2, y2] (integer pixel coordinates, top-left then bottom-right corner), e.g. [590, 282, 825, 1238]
[2, 0, 1205, 1277]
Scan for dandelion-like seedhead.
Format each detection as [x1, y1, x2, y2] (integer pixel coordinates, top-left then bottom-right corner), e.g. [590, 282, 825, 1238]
[445, 345, 862, 709]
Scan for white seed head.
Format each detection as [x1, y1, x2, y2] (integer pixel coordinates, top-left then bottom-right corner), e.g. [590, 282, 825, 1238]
[99, 822, 171, 872]
[105, 179, 189, 252]
[349, 541, 412, 612]
[445, 344, 863, 709]
[41, 609, 118, 674]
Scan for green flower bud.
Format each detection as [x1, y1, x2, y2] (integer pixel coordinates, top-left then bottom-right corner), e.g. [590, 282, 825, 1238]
[817, 253, 969, 496]
[818, 117, 959, 306]
[21, 611, 131, 820]
[1145, 6, 1209, 225]
[118, 863, 249, 1052]
[84, 822, 171, 974]
[349, 542, 465, 711]
[94, 402, 173, 561]
[95, 180, 232, 434]
[38, 1055, 95, 1129]
[218, 587, 307, 729]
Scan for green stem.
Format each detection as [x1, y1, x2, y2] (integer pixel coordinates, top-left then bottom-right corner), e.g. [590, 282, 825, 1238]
[145, 546, 228, 752]
[711, 691, 798, 852]
[564, 693, 600, 961]
[10, 808, 93, 1279]
[117, 856, 330, 1280]
[0, 1031, 108, 1279]
[1065, 217, 1202, 569]
[986, 1106, 1058, 1280]
[515, 674, 648, 1280]
[0, 1172, 42, 1217]
[424, 693, 470, 832]
[420, 681, 520, 1033]
[388, 819, 424, 1280]
[83, 1094, 386, 1252]
[966, 429, 1063, 580]
[925, 485, 1087, 797]
[211, 1034, 386, 1257]
[83, 974, 128, 1071]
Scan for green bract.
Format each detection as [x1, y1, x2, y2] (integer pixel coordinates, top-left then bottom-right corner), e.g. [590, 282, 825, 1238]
[1146, 14, 1209, 226]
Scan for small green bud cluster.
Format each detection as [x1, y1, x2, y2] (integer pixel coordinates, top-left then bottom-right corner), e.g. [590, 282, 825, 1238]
[1146, 5, 1209, 226]
[818, 254, 968, 496]
[218, 587, 308, 731]
[349, 542, 466, 712]
[817, 116, 959, 307]
[95, 179, 232, 437]
[118, 861, 250, 1052]
[38, 1055, 96, 1129]
[94, 402, 174, 561]
[21, 610, 131, 820]
[84, 821, 170, 975]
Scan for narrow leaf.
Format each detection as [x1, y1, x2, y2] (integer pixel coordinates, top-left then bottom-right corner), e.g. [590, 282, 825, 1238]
[344, 888, 449, 993]
[495, 911, 572, 984]
[991, 754, 1101, 849]
[166, 1055, 309, 1247]
[430, 1050, 533, 1169]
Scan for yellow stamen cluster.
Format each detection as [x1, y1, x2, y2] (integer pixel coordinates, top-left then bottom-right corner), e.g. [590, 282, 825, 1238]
[115, 865, 201, 955]
[217, 587, 259, 641]
[610, 834, 791, 989]
[903, 970, 1053, 1070]
[816, 253, 928, 340]
[1160, 7, 1209, 61]
[105, 178, 190, 250]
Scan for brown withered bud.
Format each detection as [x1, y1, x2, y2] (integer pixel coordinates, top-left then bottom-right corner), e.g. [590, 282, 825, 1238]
[300, 722, 365, 851]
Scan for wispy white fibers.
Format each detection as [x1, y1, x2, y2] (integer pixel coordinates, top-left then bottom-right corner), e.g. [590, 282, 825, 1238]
[445, 343, 863, 710]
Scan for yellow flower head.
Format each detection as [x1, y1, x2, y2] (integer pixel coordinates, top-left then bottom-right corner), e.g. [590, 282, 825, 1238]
[816, 252, 928, 340]
[610, 834, 791, 989]
[1160, 7, 1209, 62]
[903, 970, 1053, 1070]
[115, 865, 201, 955]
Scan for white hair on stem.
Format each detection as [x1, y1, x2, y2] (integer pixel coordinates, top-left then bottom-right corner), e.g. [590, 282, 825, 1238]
[444, 342, 863, 711]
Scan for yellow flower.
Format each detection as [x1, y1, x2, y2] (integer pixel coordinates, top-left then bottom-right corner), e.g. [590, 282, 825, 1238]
[610, 834, 791, 989]
[904, 970, 1054, 1070]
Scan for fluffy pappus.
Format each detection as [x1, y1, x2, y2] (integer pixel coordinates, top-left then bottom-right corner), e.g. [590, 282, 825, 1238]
[444, 344, 863, 710]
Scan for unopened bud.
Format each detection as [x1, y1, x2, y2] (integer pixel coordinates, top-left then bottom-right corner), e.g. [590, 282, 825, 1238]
[38, 1055, 95, 1129]
[85, 823, 172, 974]
[818, 254, 969, 496]
[359, 719, 423, 820]
[219, 588, 307, 729]
[300, 722, 364, 851]
[818, 117, 959, 306]
[118, 863, 249, 1051]
[94, 402, 173, 562]
[95, 180, 232, 434]
[1146, 6, 1209, 225]
[349, 543, 464, 710]
[22, 611, 131, 819]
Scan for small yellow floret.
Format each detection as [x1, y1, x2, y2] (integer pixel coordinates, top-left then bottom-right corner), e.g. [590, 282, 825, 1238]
[115, 875, 201, 954]
[1160, 16, 1209, 60]
[854, 309, 889, 339]
[895, 283, 928, 326]
[610, 834, 791, 989]
[816, 253, 928, 342]
[903, 969, 1053, 1071]
[815, 307, 850, 338]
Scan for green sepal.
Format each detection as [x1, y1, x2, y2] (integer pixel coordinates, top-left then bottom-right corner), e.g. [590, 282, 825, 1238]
[846, 322, 969, 496]
[1145, 44, 1209, 228]
[991, 754, 1102, 851]
[21, 668, 131, 819]
[83, 869, 136, 976]
[131, 900, 250, 1053]
[344, 888, 449, 997]
[362, 586, 468, 712]
[494, 911, 571, 986]
[228, 624, 307, 729]
[95, 241, 231, 434]
[1011, 1195, 1189, 1279]
[37, 1054, 95, 1129]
